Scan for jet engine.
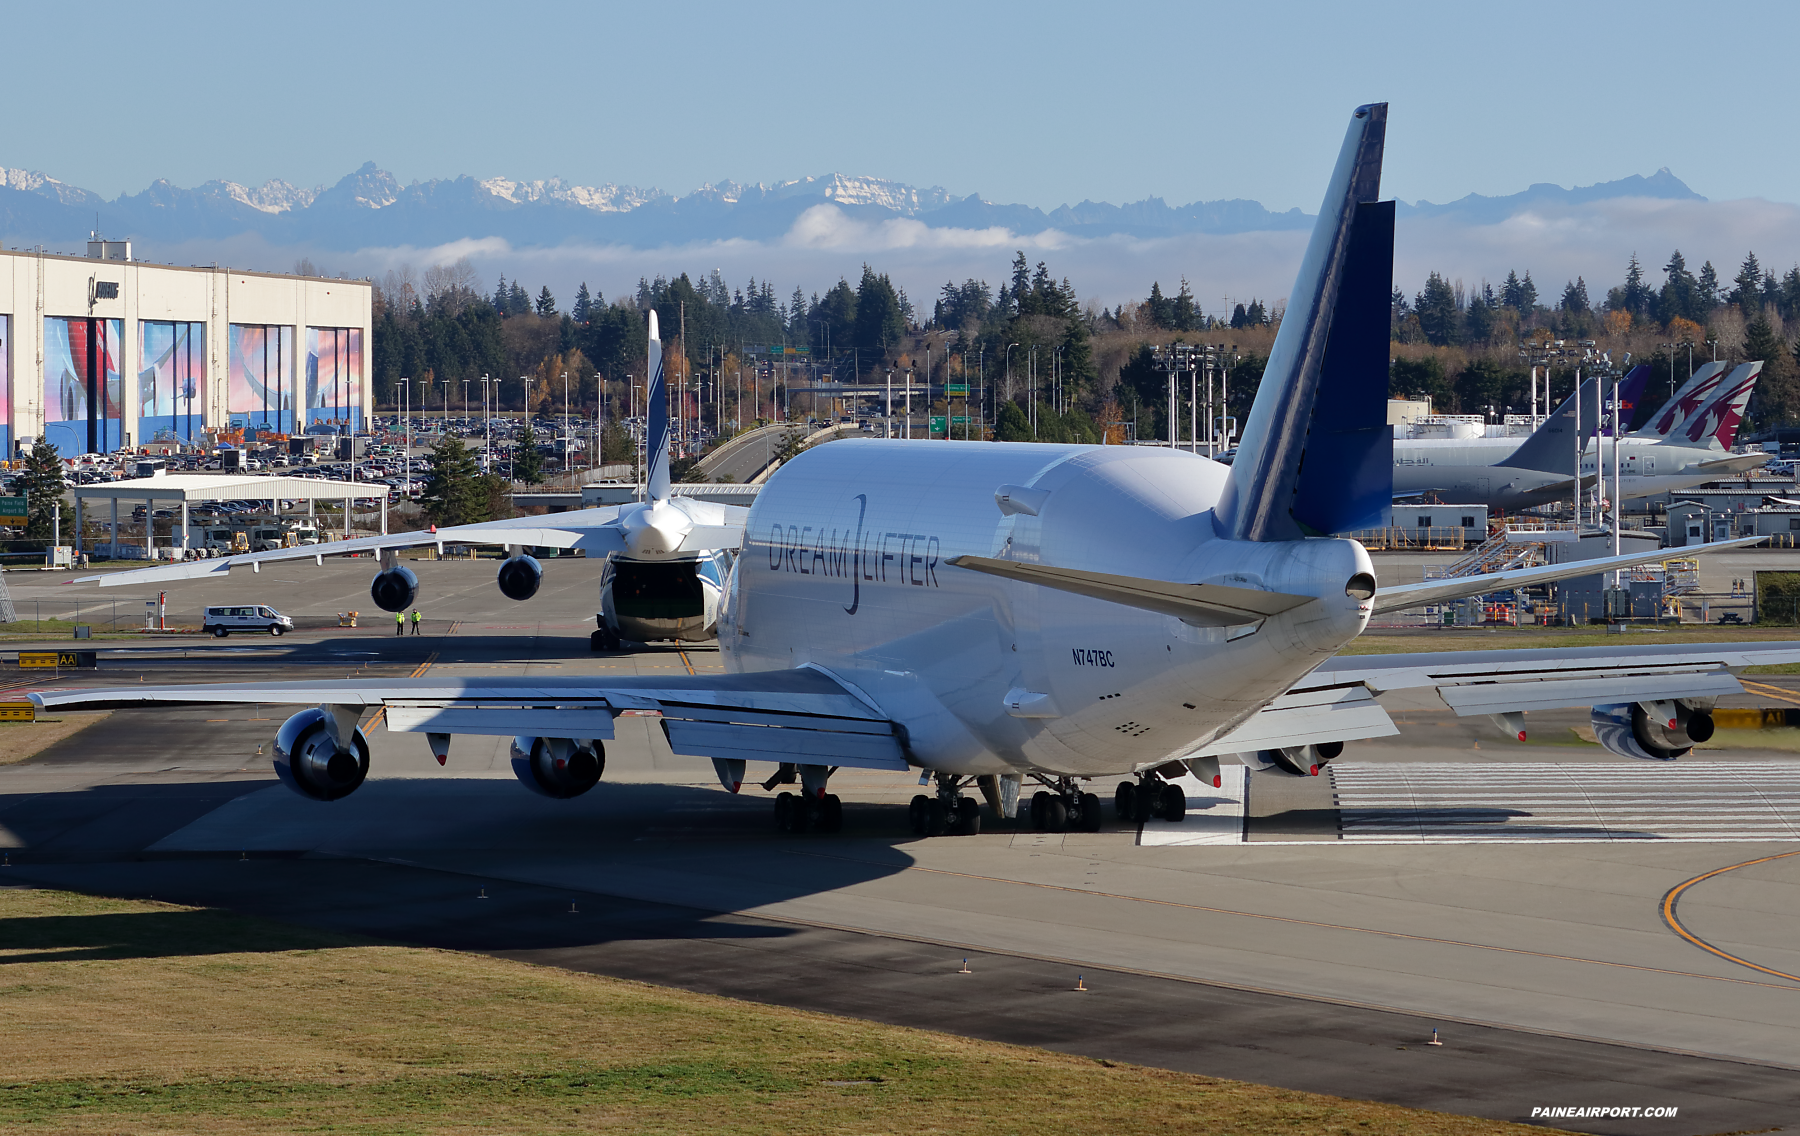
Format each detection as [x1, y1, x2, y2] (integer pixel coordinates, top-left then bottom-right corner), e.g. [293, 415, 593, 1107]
[369, 565, 420, 612]
[1591, 701, 1715, 761]
[272, 707, 371, 801]
[1251, 741, 1343, 776]
[497, 555, 543, 601]
[510, 736, 604, 798]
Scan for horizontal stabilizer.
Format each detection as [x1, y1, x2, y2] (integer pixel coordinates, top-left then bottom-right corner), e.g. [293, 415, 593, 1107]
[1371, 536, 1762, 614]
[947, 555, 1314, 626]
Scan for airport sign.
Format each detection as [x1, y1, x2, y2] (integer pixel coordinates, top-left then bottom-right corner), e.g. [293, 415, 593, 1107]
[0, 496, 25, 525]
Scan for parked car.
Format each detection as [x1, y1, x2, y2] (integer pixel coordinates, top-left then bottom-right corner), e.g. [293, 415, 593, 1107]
[202, 604, 294, 637]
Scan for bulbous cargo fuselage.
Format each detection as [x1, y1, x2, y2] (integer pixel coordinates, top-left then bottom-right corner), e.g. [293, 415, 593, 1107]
[723, 439, 1373, 778]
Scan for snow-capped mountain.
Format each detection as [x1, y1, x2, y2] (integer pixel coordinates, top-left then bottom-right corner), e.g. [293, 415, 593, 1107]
[0, 159, 1708, 258]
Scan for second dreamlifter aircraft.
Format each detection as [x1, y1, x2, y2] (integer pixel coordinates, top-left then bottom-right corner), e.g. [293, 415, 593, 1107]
[1392, 360, 1767, 509]
[39, 104, 1798, 837]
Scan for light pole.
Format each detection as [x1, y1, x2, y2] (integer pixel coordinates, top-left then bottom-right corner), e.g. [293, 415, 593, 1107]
[399, 378, 411, 472]
[441, 378, 451, 434]
[1004, 343, 1018, 404]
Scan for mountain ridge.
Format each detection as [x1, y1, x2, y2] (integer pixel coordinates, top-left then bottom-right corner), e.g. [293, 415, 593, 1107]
[0, 161, 1709, 256]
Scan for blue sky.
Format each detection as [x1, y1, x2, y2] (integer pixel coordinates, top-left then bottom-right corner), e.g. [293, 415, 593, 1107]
[10, 0, 1798, 211]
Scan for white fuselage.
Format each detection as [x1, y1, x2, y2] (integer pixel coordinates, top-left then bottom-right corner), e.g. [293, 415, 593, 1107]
[721, 439, 1372, 779]
[1393, 436, 1763, 508]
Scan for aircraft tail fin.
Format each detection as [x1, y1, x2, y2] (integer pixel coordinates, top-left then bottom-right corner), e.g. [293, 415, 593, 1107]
[1675, 361, 1762, 450]
[1498, 377, 1597, 473]
[1220, 104, 1388, 542]
[1632, 359, 1727, 439]
[1613, 365, 1650, 433]
[645, 310, 671, 502]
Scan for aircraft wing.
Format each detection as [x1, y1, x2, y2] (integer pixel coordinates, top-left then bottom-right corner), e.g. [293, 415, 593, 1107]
[29, 666, 911, 772]
[1695, 453, 1771, 474]
[67, 502, 748, 588]
[1307, 640, 1800, 719]
[1369, 536, 1761, 613]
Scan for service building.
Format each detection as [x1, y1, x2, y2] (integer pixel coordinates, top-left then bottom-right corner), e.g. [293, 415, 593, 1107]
[0, 240, 371, 456]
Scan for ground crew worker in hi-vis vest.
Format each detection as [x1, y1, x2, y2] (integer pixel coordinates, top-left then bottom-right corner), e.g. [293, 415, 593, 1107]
[411, 609, 422, 635]
[395, 611, 405, 636]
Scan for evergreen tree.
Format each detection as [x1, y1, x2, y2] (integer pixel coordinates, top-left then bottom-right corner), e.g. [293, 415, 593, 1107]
[1415, 272, 1460, 345]
[1464, 290, 1495, 344]
[535, 286, 557, 318]
[1781, 267, 1800, 321]
[1698, 261, 1721, 308]
[19, 439, 65, 542]
[993, 400, 1032, 441]
[492, 275, 508, 311]
[1229, 302, 1250, 329]
[512, 423, 544, 485]
[420, 432, 486, 526]
[1732, 252, 1764, 317]
[1518, 271, 1538, 313]
[789, 286, 808, 342]
[1146, 282, 1173, 328]
[818, 279, 857, 366]
[852, 265, 904, 358]
[1659, 251, 1702, 323]
[1743, 315, 1797, 426]
[1245, 299, 1267, 326]
[1499, 270, 1526, 311]
[507, 280, 529, 316]
[572, 282, 592, 323]
[1172, 278, 1197, 331]
[1009, 252, 1031, 318]
[1560, 277, 1590, 313]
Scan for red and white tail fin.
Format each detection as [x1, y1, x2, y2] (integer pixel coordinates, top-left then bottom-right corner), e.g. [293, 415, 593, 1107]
[1678, 362, 1762, 449]
[1633, 360, 1727, 439]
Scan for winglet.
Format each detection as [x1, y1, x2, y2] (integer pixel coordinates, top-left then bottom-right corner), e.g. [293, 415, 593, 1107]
[645, 310, 671, 502]
[1219, 104, 1387, 542]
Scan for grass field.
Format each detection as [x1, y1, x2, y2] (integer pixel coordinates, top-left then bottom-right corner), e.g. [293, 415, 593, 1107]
[0, 888, 1556, 1135]
[1344, 624, 1800, 673]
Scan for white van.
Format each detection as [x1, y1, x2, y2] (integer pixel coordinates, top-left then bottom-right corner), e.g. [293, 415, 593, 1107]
[203, 604, 294, 637]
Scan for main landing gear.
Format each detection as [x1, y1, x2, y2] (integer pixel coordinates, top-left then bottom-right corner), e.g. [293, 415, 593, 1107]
[1115, 770, 1186, 825]
[766, 762, 843, 834]
[590, 624, 623, 652]
[1027, 777, 1103, 833]
[910, 771, 984, 837]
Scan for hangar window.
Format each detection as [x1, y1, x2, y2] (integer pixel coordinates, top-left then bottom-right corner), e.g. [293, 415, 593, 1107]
[1416, 515, 1431, 527]
[1788, 518, 1800, 531]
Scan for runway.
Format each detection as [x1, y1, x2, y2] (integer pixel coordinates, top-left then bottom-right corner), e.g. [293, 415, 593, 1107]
[4, 556, 1800, 1134]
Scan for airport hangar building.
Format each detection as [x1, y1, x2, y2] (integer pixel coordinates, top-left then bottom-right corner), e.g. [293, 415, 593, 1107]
[0, 240, 371, 457]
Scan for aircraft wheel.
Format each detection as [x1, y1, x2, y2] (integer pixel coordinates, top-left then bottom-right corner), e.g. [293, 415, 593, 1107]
[819, 794, 843, 834]
[1131, 784, 1155, 825]
[1081, 792, 1103, 832]
[908, 794, 930, 834]
[1044, 796, 1068, 833]
[957, 797, 981, 836]
[925, 799, 948, 837]
[590, 630, 606, 652]
[1160, 784, 1187, 823]
[1115, 781, 1136, 822]
[1030, 791, 1051, 831]
[774, 792, 798, 833]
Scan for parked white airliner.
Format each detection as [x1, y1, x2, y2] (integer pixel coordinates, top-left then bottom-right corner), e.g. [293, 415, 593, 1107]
[38, 104, 1799, 838]
[75, 312, 738, 652]
[1392, 362, 1767, 510]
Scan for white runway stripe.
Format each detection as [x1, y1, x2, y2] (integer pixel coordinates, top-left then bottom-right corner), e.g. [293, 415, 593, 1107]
[1329, 762, 1800, 843]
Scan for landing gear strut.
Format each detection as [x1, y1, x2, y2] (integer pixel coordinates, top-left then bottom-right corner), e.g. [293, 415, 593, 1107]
[1027, 777, 1103, 833]
[590, 624, 622, 652]
[910, 772, 983, 837]
[771, 762, 842, 834]
[1114, 770, 1187, 825]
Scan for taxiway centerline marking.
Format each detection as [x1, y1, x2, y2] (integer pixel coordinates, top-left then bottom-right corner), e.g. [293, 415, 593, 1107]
[1661, 849, 1800, 983]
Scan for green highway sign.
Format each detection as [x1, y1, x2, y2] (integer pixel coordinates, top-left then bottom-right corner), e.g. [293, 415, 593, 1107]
[0, 496, 24, 525]
[929, 416, 948, 433]
[951, 415, 972, 425]
[946, 383, 969, 396]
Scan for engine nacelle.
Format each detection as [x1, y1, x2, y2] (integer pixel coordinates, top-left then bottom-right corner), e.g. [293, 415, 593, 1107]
[370, 565, 420, 612]
[497, 555, 543, 601]
[1590, 701, 1715, 761]
[273, 707, 371, 801]
[510, 736, 604, 798]
[1248, 742, 1341, 776]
